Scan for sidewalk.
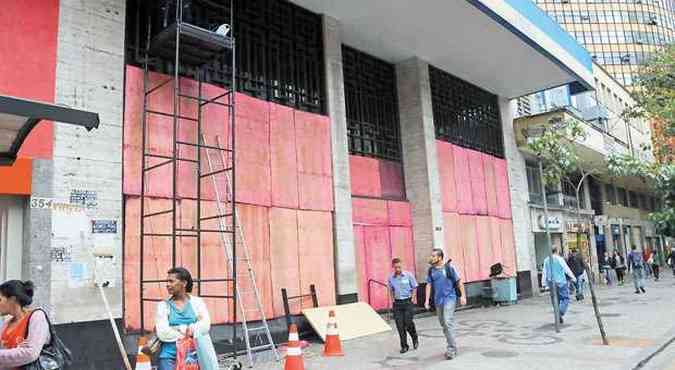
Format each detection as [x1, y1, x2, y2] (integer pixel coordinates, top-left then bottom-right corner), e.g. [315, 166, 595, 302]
[250, 273, 675, 370]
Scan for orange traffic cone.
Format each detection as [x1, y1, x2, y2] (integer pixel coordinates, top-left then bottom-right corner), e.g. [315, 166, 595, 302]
[323, 310, 344, 356]
[135, 337, 152, 370]
[284, 324, 305, 370]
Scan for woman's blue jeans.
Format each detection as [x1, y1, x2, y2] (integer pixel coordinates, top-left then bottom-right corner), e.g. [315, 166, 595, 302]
[158, 358, 176, 370]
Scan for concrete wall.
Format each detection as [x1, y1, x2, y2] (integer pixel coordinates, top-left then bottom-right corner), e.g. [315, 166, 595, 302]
[47, 0, 126, 323]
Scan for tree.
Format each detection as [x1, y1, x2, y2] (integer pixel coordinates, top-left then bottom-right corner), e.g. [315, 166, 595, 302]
[528, 117, 609, 345]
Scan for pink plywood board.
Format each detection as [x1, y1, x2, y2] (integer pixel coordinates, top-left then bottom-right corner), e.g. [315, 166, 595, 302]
[298, 173, 334, 211]
[483, 154, 499, 218]
[476, 216, 494, 280]
[453, 146, 474, 214]
[379, 159, 405, 200]
[295, 111, 333, 211]
[494, 159, 513, 219]
[353, 225, 368, 305]
[499, 219, 517, 277]
[386, 200, 412, 226]
[298, 210, 336, 309]
[460, 215, 481, 282]
[469, 149, 488, 215]
[350, 155, 382, 198]
[123, 67, 143, 196]
[235, 108, 272, 206]
[389, 226, 415, 274]
[443, 212, 466, 277]
[364, 226, 392, 310]
[269, 207, 300, 316]
[352, 198, 388, 225]
[489, 217, 503, 267]
[437, 141, 458, 212]
[270, 103, 299, 209]
[236, 92, 269, 122]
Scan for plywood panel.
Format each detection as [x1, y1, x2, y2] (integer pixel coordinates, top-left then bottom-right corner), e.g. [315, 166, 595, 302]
[387, 200, 412, 226]
[298, 173, 334, 211]
[437, 141, 457, 212]
[302, 302, 391, 341]
[379, 159, 405, 200]
[489, 217, 504, 268]
[270, 103, 299, 209]
[352, 198, 388, 226]
[353, 225, 368, 305]
[460, 215, 481, 282]
[298, 210, 336, 309]
[389, 227, 416, 275]
[443, 212, 466, 279]
[494, 158, 513, 219]
[235, 106, 271, 206]
[469, 149, 488, 215]
[476, 216, 494, 280]
[349, 155, 381, 198]
[499, 219, 517, 277]
[269, 207, 300, 317]
[296, 111, 333, 211]
[453, 146, 474, 214]
[364, 226, 392, 310]
[483, 154, 499, 218]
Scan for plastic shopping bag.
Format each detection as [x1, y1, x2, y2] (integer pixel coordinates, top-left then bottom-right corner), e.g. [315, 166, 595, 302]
[195, 333, 220, 370]
[176, 337, 200, 370]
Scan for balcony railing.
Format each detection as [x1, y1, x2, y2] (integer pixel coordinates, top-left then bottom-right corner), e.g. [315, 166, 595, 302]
[563, 194, 579, 209]
[529, 192, 563, 207]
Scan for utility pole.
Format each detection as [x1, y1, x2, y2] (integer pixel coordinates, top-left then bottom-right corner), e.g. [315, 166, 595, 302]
[539, 160, 560, 333]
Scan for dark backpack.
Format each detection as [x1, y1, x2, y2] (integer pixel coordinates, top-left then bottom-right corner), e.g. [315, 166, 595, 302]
[427, 262, 462, 298]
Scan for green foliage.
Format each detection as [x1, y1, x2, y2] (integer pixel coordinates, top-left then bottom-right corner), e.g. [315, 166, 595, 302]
[527, 118, 586, 186]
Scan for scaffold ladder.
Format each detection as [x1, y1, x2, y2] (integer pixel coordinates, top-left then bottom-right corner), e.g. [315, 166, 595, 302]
[202, 134, 280, 366]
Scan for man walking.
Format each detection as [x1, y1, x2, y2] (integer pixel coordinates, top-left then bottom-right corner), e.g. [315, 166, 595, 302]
[628, 245, 646, 294]
[388, 257, 419, 353]
[542, 247, 576, 324]
[425, 248, 466, 360]
[566, 249, 586, 300]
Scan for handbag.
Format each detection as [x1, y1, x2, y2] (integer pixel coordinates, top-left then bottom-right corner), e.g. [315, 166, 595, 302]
[141, 333, 161, 356]
[22, 309, 73, 370]
[195, 332, 219, 370]
[176, 337, 200, 370]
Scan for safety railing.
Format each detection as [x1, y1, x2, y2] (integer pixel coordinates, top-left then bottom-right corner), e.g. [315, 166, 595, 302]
[368, 278, 394, 321]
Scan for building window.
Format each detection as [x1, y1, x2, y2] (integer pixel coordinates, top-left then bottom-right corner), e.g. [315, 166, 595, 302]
[526, 163, 543, 205]
[343, 46, 401, 161]
[429, 65, 504, 158]
[617, 187, 629, 207]
[629, 191, 639, 208]
[125, 0, 326, 114]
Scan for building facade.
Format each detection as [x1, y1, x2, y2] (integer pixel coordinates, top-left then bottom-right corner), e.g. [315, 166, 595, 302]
[534, 0, 675, 87]
[0, 0, 594, 368]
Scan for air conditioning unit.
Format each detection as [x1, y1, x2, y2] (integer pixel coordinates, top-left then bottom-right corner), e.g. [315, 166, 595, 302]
[620, 54, 631, 64]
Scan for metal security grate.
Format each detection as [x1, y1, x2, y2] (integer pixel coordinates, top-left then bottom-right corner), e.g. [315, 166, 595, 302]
[429, 65, 504, 158]
[126, 0, 325, 114]
[343, 46, 401, 161]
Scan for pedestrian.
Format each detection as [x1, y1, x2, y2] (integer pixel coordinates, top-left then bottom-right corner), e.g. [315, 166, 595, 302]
[542, 247, 577, 324]
[601, 252, 612, 286]
[668, 245, 675, 277]
[613, 251, 626, 286]
[0, 280, 51, 369]
[643, 248, 653, 278]
[388, 258, 419, 354]
[650, 249, 660, 281]
[156, 267, 211, 370]
[424, 248, 466, 360]
[566, 249, 586, 300]
[627, 246, 646, 294]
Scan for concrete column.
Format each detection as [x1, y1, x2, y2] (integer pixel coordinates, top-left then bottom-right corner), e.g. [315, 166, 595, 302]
[500, 99, 539, 296]
[395, 58, 444, 278]
[322, 15, 358, 303]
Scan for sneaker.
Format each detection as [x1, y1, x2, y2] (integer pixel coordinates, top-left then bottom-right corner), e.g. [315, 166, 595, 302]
[413, 339, 419, 350]
[400, 346, 409, 354]
[635, 290, 641, 294]
[559, 316, 564, 324]
[446, 352, 457, 360]
[640, 287, 646, 293]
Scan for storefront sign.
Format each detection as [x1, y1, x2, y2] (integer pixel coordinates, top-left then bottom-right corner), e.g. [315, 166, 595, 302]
[567, 222, 589, 233]
[91, 220, 117, 234]
[538, 215, 562, 230]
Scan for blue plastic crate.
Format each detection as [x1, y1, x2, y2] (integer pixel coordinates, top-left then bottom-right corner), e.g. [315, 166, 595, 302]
[491, 277, 517, 303]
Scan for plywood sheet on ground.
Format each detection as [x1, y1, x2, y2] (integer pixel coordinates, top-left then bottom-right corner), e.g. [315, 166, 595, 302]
[269, 207, 300, 316]
[379, 159, 405, 200]
[352, 198, 388, 225]
[437, 141, 457, 212]
[364, 226, 392, 310]
[298, 210, 335, 309]
[494, 158, 512, 219]
[483, 154, 499, 218]
[270, 103, 299, 209]
[386, 200, 412, 226]
[302, 302, 391, 341]
[350, 155, 381, 198]
[453, 146, 474, 214]
[469, 149, 488, 215]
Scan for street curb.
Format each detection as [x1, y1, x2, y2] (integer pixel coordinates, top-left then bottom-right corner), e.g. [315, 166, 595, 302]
[629, 324, 675, 370]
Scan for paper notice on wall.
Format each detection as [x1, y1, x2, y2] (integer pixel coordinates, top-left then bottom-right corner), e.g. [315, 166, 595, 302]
[94, 256, 117, 287]
[68, 262, 88, 288]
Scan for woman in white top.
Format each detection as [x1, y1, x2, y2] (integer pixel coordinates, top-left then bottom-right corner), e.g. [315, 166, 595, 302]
[155, 267, 210, 370]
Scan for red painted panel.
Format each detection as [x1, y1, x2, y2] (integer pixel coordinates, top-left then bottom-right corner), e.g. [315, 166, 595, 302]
[349, 155, 381, 198]
[269, 208, 300, 316]
[460, 215, 481, 282]
[270, 103, 299, 209]
[235, 104, 271, 206]
[1, 0, 58, 159]
[469, 150, 488, 215]
[352, 198, 388, 225]
[298, 210, 335, 308]
[453, 146, 474, 214]
[353, 225, 368, 304]
[386, 200, 412, 226]
[379, 159, 405, 200]
[437, 141, 457, 212]
[476, 216, 494, 280]
[123, 67, 143, 196]
[389, 226, 415, 275]
[494, 158, 512, 219]
[483, 154, 499, 217]
[443, 212, 466, 277]
[489, 217, 503, 267]
[364, 226, 392, 310]
[0, 158, 32, 195]
[295, 111, 333, 211]
[499, 219, 517, 277]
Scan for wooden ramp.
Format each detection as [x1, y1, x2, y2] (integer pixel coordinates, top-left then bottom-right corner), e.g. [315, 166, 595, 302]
[301, 302, 391, 341]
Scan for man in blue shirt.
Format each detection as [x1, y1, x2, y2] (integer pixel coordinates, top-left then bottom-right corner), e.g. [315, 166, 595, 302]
[542, 247, 576, 324]
[424, 248, 466, 360]
[388, 257, 419, 353]
[628, 245, 646, 294]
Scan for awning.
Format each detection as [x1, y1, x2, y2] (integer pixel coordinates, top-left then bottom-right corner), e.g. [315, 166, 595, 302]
[0, 95, 100, 166]
[292, 0, 594, 98]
